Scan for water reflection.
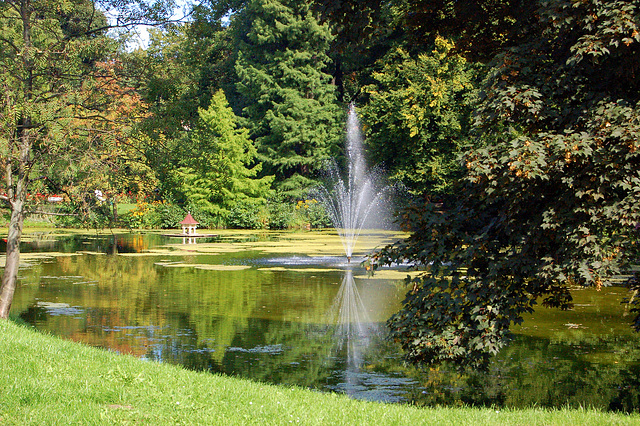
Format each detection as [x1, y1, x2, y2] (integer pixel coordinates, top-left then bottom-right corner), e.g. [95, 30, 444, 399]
[8, 233, 640, 411]
[395, 333, 640, 412]
[322, 269, 418, 402]
[327, 268, 372, 365]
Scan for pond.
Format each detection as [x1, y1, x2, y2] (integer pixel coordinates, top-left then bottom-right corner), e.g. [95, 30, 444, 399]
[7, 230, 640, 412]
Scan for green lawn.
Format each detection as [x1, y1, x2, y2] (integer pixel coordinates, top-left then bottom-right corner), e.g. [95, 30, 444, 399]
[116, 203, 137, 216]
[1, 320, 638, 425]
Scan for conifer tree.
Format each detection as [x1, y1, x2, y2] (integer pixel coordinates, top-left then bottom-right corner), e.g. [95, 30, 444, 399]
[232, 0, 342, 197]
[173, 89, 274, 222]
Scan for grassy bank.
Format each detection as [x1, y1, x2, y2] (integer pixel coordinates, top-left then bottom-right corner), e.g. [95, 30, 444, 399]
[1, 321, 638, 425]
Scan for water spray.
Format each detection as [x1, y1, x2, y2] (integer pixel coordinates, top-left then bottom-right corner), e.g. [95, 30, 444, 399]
[314, 103, 391, 262]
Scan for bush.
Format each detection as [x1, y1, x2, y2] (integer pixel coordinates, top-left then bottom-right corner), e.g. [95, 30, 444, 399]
[304, 200, 332, 229]
[54, 201, 114, 229]
[144, 202, 185, 229]
[183, 202, 224, 229]
[292, 199, 332, 229]
[267, 200, 294, 230]
[264, 198, 332, 230]
[227, 201, 266, 229]
[120, 201, 185, 229]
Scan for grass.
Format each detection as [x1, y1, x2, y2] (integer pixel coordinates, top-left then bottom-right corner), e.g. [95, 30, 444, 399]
[117, 203, 137, 216]
[1, 320, 638, 425]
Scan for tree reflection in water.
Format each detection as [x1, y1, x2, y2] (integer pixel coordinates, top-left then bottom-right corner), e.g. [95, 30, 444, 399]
[10, 233, 640, 411]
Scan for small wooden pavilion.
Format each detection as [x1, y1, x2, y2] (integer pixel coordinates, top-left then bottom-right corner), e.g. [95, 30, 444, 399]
[180, 213, 199, 235]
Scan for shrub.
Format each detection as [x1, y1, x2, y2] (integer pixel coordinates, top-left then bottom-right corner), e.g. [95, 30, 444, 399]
[185, 202, 227, 229]
[120, 201, 185, 229]
[227, 201, 266, 229]
[267, 199, 294, 230]
[144, 202, 185, 229]
[54, 201, 114, 229]
[302, 199, 332, 229]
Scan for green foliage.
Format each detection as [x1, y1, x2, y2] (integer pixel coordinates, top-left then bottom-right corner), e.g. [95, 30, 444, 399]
[121, 201, 185, 229]
[172, 89, 274, 223]
[263, 198, 331, 230]
[374, 0, 640, 368]
[305, 200, 332, 229]
[267, 199, 295, 230]
[361, 37, 479, 195]
[54, 201, 114, 229]
[137, 25, 215, 140]
[291, 198, 330, 229]
[227, 200, 267, 229]
[141, 201, 185, 229]
[232, 0, 343, 197]
[312, 0, 534, 61]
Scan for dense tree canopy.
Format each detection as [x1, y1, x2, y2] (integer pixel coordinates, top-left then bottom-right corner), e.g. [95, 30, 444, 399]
[1, 0, 638, 374]
[361, 37, 478, 195]
[231, 0, 342, 197]
[0, 0, 176, 318]
[373, 0, 640, 367]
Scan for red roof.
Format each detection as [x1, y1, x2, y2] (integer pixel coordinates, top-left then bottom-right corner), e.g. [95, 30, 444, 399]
[180, 213, 199, 225]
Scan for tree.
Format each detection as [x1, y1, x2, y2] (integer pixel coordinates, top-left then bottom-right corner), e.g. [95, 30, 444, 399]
[43, 60, 159, 228]
[361, 37, 478, 195]
[91, 61, 159, 204]
[172, 89, 274, 223]
[232, 0, 342, 197]
[133, 17, 240, 198]
[311, 0, 534, 61]
[0, 0, 175, 319]
[373, 0, 640, 368]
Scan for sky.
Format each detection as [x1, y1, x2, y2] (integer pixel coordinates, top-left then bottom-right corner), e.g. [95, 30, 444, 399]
[102, 0, 196, 50]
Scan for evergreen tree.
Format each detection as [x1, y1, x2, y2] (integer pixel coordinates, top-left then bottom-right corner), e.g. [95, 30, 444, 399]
[232, 0, 342, 197]
[173, 90, 274, 223]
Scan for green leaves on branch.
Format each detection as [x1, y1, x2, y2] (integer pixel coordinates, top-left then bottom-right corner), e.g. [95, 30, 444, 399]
[361, 37, 479, 195]
[374, 0, 640, 368]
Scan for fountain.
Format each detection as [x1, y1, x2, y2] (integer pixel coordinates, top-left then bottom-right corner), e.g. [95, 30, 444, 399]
[315, 104, 391, 262]
[314, 105, 399, 398]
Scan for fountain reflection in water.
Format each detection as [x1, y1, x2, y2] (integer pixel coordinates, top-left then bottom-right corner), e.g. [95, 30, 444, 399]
[324, 269, 414, 401]
[315, 104, 391, 262]
[327, 269, 375, 398]
[328, 269, 373, 353]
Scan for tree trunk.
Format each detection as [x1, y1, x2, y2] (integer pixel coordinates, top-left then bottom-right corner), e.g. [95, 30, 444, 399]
[0, 0, 33, 320]
[0, 125, 29, 319]
[0, 199, 25, 319]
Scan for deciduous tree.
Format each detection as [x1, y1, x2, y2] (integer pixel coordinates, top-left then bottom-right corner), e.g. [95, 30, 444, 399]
[0, 0, 175, 319]
[374, 0, 640, 367]
[361, 37, 478, 195]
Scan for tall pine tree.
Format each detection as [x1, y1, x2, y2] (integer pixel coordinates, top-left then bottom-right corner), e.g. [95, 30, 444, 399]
[232, 0, 342, 197]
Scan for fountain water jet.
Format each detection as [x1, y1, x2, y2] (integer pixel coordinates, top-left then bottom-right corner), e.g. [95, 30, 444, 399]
[313, 105, 394, 397]
[315, 104, 391, 261]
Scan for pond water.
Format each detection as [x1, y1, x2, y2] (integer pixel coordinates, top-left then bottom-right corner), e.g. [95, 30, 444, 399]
[7, 231, 640, 412]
